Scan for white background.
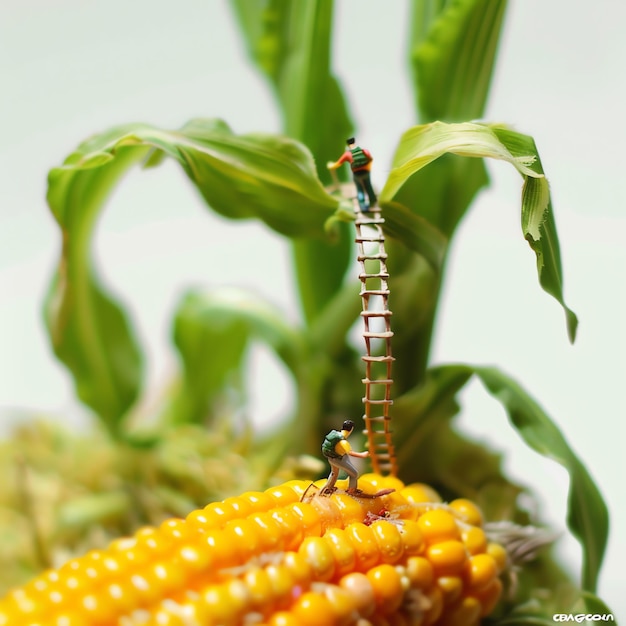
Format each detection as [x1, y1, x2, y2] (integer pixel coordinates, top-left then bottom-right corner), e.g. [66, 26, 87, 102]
[1, 0, 624, 617]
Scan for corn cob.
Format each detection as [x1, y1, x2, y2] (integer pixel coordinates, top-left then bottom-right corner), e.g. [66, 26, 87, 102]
[0, 474, 506, 626]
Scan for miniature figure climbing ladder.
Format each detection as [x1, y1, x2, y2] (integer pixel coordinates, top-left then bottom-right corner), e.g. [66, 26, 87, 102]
[354, 208, 398, 476]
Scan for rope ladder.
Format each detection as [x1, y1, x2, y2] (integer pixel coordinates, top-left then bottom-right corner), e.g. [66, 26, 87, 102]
[353, 207, 398, 476]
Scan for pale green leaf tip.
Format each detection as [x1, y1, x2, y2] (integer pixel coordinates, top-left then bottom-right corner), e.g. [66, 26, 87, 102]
[567, 309, 578, 344]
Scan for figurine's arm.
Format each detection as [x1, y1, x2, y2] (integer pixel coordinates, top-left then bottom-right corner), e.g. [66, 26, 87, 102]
[348, 449, 369, 458]
[327, 151, 351, 170]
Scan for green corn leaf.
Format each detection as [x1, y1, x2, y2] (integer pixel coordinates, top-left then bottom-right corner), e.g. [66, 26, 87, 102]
[381, 121, 578, 341]
[394, 363, 608, 594]
[169, 287, 305, 425]
[472, 365, 608, 594]
[379, 200, 448, 272]
[230, 0, 354, 323]
[45, 119, 339, 430]
[383, 0, 508, 390]
[230, 0, 352, 182]
[575, 591, 615, 617]
[492, 126, 578, 342]
[45, 144, 148, 435]
[409, 0, 508, 122]
[167, 118, 339, 235]
[395, 0, 507, 236]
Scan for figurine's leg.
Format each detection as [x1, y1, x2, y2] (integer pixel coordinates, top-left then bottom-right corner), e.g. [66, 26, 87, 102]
[364, 175, 377, 209]
[353, 175, 368, 211]
[321, 461, 340, 494]
[338, 456, 359, 492]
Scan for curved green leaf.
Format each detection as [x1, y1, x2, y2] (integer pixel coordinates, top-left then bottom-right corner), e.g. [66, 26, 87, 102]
[45, 144, 148, 434]
[45, 119, 339, 430]
[492, 126, 578, 342]
[394, 363, 608, 594]
[170, 287, 306, 425]
[473, 365, 608, 594]
[381, 121, 577, 341]
[382, 122, 540, 203]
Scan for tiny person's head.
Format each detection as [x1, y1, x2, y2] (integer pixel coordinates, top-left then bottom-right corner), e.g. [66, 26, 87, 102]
[346, 137, 355, 147]
[342, 419, 355, 434]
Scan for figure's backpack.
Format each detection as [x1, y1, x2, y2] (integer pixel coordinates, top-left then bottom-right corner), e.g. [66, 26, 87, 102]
[322, 430, 345, 458]
[350, 146, 370, 169]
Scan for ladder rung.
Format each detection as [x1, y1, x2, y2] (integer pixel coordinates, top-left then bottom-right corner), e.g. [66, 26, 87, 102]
[362, 331, 394, 339]
[363, 398, 394, 405]
[360, 310, 392, 317]
[355, 235, 385, 242]
[360, 290, 390, 296]
[359, 272, 390, 280]
[362, 355, 395, 362]
[363, 434, 395, 443]
[358, 253, 388, 261]
[355, 221, 385, 228]
[376, 461, 395, 467]
[367, 436, 395, 443]
[362, 378, 394, 384]
[371, 453, 392, 460]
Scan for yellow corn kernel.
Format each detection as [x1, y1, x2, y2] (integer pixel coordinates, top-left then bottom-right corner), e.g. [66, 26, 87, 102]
[486, 541, 508, 573]
[291, 591, 336, 626]
[472, 576, 503, 616]
[289, 502, 323, 537]
[426, 540, 468, 575]
[249, 510, 288, 552]
[223, 495, 254, 519]
[366, 564, 404, 614]
[448, 498, 484, 527]
[417, 509, 461, 544]
[267, 480, 309, 506]
[401, 483, 443, 504]
[323, 583, 359, 623]
[282, 551, 312, 587]
[398, 519, 424, 556]
[440, 595, 482, 626]
[460, 525, 487, 556]
[270, 507, 304, 552]
[405, 556, 434, 589]
[371, 521, 404, 564]
[436, 575, 463, 605]
[331, 492, 370, 526]
[265, 563, 296, 610]
[338, 572, 375, 617]
[238, 490, 278, 513]
[267, 610, 301, 626]
[323, 528, 357, 578]
[298, 537, 336, 582]
[0, 475, 506, 626]
[345, 522, 380, 572]
[243, 566, 274, 611]
[200, 578, 250, 624]
[464, 553, 498, 591]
